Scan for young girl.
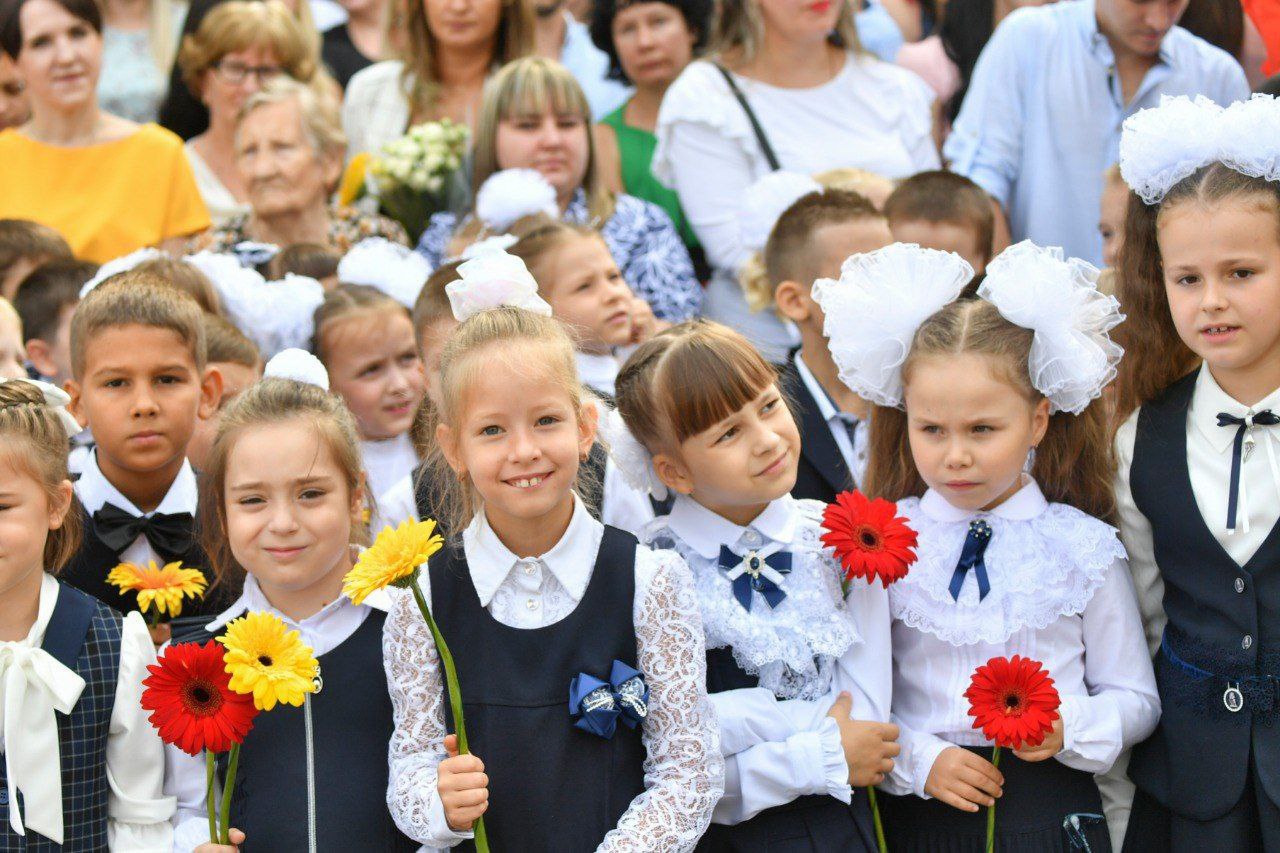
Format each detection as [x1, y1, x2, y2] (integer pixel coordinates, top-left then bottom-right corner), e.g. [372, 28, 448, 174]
[166, 350, 418, 852]
[0, 378, 173, 848]
[614, 320, 896, 851]
[382, 279, 722, 850]
[814, 241, 1159, 851]
[312, 284, 426, 515]
[1112, 94, 1280, 851]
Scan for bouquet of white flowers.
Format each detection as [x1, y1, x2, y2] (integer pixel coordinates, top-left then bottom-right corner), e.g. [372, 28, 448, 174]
[366, 119, 470, 242]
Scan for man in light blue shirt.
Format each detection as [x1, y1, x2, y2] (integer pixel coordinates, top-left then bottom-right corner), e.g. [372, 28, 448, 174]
[944, 0, 1248, 265]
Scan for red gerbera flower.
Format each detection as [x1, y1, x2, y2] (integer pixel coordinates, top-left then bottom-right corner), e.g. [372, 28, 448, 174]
[964, 655, 1061, 750]
[141, 641, 259, 756]
[820, 490, 919, 588]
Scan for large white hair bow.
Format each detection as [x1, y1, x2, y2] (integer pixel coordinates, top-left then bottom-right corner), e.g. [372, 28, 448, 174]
[337, 237, 433, 309]
[1120, 94, 1280, 204]
[445, 249, 552, 322]
[595, 402, 667, 500]
[737, 172, 822, 256]
[264, 348, 330, 391]
[811, 243, 974, 408]
[0, 378, 82, 437]
[978, 241, 1124, 415]
[475, 168, 559, 232]
[184, 251, 325, 358]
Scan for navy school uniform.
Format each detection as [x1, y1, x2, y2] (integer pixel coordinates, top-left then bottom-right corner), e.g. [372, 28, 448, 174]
[779, 353, 861, 505]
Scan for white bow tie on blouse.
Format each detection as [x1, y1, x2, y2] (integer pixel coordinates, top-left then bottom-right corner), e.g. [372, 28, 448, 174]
[0, 643, 85, 845]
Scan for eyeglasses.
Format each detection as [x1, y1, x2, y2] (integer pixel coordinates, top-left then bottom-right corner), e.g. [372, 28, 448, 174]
[212, 60, 283, 85]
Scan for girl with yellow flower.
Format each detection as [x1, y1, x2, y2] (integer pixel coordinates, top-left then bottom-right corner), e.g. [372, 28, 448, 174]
[163, 353, 420, 852]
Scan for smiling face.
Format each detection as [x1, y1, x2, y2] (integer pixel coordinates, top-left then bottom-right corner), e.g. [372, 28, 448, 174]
[323, 309, 426, 441]
[536, 233, 634, 352]
[904, 352, 1049, 512]
[1159, 195, 1280, 401]
[610, 2, 697, 88]
[13, 0, 101, 115]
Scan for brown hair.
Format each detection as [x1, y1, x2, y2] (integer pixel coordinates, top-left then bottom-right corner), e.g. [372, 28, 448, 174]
[0, 220, 71, 291]
[177, 0, 317, 97]
[12, 259, 95, 342]
[863, 298, 1116, 521]
[408, 262, 462, 458]
[269, 242, 340, 283]
[1, 0, 101, 57]
[203, 313, 260, 368]
[616, 319, 777, 454]
[130, 257, 224, 316]
[70, 272, 207, 378]
[1112, 163, 1280, 416]
[883, 170, 995, 262]
[0, 380, 81, 570]
[506, 213, 605, 292]
[312, 283, 411, 367]
[199, 376, 368, 594]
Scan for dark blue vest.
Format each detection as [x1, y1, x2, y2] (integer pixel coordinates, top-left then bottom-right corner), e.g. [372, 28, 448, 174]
[179, 610, 417, 852]
[1127, 371, 1280, 820]
[428, 526, 647, 852]
[780, 355, 856, 505]
[0, 583, 121, 852]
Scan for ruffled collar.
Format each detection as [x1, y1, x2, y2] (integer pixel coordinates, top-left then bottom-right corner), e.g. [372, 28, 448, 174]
[891, 481, 1125, 646]
[645, 496, 858, 700]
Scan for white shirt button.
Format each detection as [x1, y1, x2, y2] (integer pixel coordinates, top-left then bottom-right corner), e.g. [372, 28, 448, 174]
[1242, 634, 1253, 650]
[742, 529, 761, 547]
[524, 563, 537, 576]
[526, 597, 538, 611]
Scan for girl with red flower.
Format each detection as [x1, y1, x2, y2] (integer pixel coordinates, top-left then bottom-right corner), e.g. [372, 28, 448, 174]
[813, 243, 1160, 851]
[614, 321, 897, 852]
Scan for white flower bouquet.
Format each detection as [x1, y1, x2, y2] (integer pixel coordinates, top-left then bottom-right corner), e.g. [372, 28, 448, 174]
[368, 119, 470, 241]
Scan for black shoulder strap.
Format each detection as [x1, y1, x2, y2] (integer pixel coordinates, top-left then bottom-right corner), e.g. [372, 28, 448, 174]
[42, 582, 98, 669]
[714, 63, 781, 172]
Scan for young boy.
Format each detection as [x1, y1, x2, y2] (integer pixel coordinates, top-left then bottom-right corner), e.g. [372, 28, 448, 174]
[770, 189, 895, 503]
[12, 258, 96, 386]
[883, 170, 995, 279]
[0, 218, 72, 300]
[64, 272, 228, 618]
[187, 313, 262, 471]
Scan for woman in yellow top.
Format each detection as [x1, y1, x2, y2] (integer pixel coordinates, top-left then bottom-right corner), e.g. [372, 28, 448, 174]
[0, 0, 210, 264]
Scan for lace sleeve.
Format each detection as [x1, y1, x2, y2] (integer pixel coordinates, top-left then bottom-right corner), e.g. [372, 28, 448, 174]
[600, 549, 724, 852]
[383, 578, 471, 847]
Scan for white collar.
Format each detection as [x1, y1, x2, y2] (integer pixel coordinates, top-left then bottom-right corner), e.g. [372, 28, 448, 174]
[462, 494, 604, 607]
[918, 477, 1048, 524]
[22, 574, 63, 648]
[576, 351, 619, 398]
[665, 494, 800, 560]
[204, 573, 377, 655]
[793, 352, 839, 425]
[1190, 364, 1280, 455]
[74, 450, 198, 518]
[360, 432, 417, 460]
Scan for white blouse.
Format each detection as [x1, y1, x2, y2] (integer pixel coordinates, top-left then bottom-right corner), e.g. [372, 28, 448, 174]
[577, 351, 620, 399]
[0, 575, 174, 850]
[384, 496, 723, 850]
[184, 142, 250, 227]
[885, 481, 1160, 799]
[641, 494, 892, 825]
[362, 433, 420, 519]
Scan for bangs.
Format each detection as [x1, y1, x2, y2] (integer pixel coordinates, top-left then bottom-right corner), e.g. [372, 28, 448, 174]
[656, 334, 776, 443]
[499, 65, 590, 121]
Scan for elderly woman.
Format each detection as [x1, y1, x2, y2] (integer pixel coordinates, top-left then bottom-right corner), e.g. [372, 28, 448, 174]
[193, 77, 407, 255]
[0, 0, 209, 263]
[178, 1, 319, 224]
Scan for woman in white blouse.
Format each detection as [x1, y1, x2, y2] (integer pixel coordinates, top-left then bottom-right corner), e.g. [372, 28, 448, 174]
[653, 0, 939, 360]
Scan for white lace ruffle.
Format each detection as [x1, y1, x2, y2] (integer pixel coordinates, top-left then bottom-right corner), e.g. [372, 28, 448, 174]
[979, 241, 1124, 415]
[336, 237, 433, 309]
[889, 498, 1125, 646]
[184, 251, 325, 358]
[643, 502, 859, 701]
[596, 403, 668, 499]
[651, 61, 764, 188]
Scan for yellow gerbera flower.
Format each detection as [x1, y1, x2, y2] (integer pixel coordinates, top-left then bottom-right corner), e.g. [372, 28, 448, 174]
[337, 152, 371, 207]
[343, 518, 445, 606]
[106, 560, 207, 619]
[218, 612, 319, 711]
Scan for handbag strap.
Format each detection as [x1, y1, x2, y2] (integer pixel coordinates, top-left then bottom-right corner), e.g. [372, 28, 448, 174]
[713, 63, 781, 172]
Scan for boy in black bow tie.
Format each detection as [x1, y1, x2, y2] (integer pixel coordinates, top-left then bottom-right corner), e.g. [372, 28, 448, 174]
[63, 272, 229, 620]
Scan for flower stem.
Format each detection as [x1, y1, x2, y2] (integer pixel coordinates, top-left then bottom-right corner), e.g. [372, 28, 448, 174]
[867, 785, 887, 853]
[218, 743, 240, 845]
[410, 574, 489, 852]
[205, 750, 217, 843]
[986, 746, 1001, 853]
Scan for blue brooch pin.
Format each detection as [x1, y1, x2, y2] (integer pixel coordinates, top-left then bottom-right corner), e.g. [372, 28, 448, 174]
[568, 660, 649, 739]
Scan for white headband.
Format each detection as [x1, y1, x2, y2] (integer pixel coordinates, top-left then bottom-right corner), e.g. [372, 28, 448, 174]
[0, 378, 82, 437]
[263, 349, 330, 391]
[337, 237, 433, 309]
[445, 249, 552, 322]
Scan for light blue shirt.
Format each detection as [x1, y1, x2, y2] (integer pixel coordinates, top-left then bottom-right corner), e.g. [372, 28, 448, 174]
[856, 1, 905, 62]
[560, 11, 632, 120]
[943, 0, 1248, 265]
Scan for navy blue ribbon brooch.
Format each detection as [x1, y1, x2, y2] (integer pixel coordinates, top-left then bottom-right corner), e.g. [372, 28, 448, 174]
[718, 546, 792, 611]
[569, 660, 649, 739]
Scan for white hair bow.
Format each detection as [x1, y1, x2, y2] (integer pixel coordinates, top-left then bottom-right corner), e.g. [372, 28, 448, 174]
[337, 238, 433, 309]
[595, 402, 667, 500]
[184, 252, 324, 358]
[445, 250, 552, 322]
[475, 169, 559, 232]
[0, 378, 82, 437]
[264, 348, 330, 391]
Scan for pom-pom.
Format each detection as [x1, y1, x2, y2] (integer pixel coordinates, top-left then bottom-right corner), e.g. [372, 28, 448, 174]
[596, 403, 667, 499]
[337, 237, 433, 309]
[264, 348, 330, 390]
[80, 247, 164, 297]
[446, 249, 552, 321]
[475, 169, 558, 232]
[737, 172, 822, 255]
[187, 252, 325, 358]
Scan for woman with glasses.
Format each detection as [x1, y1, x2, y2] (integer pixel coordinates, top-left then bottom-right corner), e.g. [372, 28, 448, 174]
[0, 0, 210, 262]
[178, 0, 318, 223]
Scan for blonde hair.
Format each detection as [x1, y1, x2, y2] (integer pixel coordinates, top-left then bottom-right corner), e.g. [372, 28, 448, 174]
[712, 0, 861, 63]
[70, 272, 206, 378]
[0, 295, 19, 333]
[399, 0, 535, 122]
[815, 167, 896, 208]
[239, 77, 345, 159]
[178, 1, 317, 97]
[425, 306, 595, 534]
[0, 380, 81, 571]
[863, 298, 1116, 522]
[199, 377, 368, 594]
[312, 283, 411, 368]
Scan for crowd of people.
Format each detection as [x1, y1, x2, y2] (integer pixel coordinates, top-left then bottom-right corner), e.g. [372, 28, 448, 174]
[0, 0, 1278, 850]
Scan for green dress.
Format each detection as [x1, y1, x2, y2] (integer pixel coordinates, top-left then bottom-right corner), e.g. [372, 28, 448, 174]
[602, 102, 701, 252]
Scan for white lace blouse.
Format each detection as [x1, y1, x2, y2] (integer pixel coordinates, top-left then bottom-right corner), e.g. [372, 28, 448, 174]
[884, 480, 1160, 799]
[383, 496, 723, 850]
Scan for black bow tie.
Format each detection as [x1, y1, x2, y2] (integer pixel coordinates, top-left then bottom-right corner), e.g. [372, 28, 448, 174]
[92, 503, 194, 557]
[1216, 410, 1280, 532]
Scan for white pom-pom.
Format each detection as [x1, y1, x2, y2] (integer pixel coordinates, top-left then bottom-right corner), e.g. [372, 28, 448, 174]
[1218, 94, 1280, 186]
[446, 250, 552, 321]
[737, 172, 822, 255]
[80, 247, 164, 297]
[978, 241, 1123, 415]
[461, 233, 519, 260]
[1119, 95, 1225, 204]
[475, 169, 558, 232]
[187, 251, 325, 358]
[596, 403, 667, 500]
[337, 237, 433, 309]
[812, 243, 974, 408]
[264, 348, 330, 390]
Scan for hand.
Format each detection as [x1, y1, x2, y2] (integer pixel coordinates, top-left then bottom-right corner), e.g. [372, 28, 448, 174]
[439, 734, 488, 832]
[194, 828, 244, 852]
[148, 622, 171, 647]
[629, 297, 666, 345]
[825, 691, 901, 787]
[924, 747, 1004, 813]
[1013, 718, 1064, 762]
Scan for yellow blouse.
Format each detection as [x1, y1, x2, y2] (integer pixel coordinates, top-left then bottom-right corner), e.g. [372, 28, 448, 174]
[0, 124, 211, 264]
